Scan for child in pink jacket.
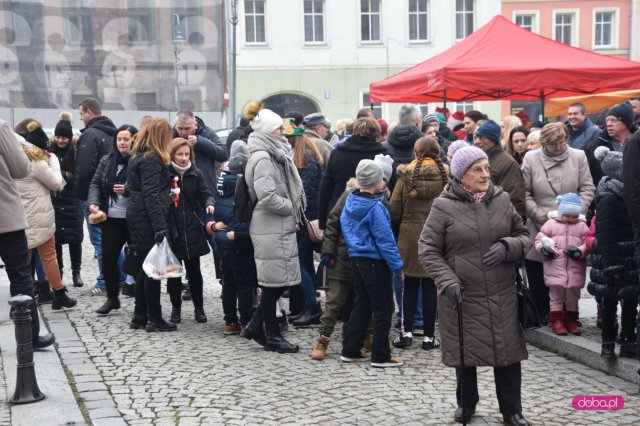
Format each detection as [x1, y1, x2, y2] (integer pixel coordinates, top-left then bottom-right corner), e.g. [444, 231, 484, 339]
[535, 193, 590, 335]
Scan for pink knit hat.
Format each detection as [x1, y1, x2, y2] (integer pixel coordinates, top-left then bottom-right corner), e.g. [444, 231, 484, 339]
[450, 146, 488, 180]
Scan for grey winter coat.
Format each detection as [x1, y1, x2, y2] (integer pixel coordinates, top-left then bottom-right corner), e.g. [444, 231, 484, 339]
[418, 181, 530, 368]
[245, 133, 301, 288]
[0, 121, 31, 234]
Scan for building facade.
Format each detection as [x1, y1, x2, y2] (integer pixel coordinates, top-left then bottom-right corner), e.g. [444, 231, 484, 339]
[235, 0, 502, 125]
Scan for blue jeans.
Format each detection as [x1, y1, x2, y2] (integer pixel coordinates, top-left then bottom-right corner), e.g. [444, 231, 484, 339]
[392, 270, 423, 326]
[31, 250, 46, 280]
[297, 228, 316, 305]
[82, 201, 105, 287]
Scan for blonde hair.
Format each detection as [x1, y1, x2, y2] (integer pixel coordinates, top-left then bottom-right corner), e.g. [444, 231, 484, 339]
[169, 138, 196, 164]
[527, 130, 542, 151]
[132, 117, 172, 165]
[288, 134, 323, 169]
[500, 115, 522, 149]
[540, 122, 567, 147]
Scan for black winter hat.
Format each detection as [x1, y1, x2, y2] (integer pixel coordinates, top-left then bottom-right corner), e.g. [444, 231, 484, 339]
[25, 120, 50, 151]
[54, 111, 74, 139]
[607, 102, 634, 131]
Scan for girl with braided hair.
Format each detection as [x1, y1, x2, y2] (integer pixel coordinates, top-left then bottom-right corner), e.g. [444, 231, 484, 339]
[389, 136, 448, 350]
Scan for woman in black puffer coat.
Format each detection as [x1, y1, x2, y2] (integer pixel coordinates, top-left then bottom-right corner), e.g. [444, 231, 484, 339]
[587, 147, 638, 359]
[166, 138, 215, 324]
[126, 118, 175, 332]
[50, 112, 84, 287]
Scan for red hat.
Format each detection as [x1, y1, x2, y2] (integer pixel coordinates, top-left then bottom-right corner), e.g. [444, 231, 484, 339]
[452, 111, 465, 121]
[435, 107, 450, 117]
[377, 118, 388, 136]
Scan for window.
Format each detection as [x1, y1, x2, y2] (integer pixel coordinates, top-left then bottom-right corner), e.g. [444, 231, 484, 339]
[244, 0, 266, 44]
[173, 1, 204, 44]
[360, 0, 381, 43]
[361, 92, 381, 118]
[455, 101, 474, 113]
[515, 14, 533, 32]
[554, 13, 574, 45]
[128, 0, 155, 42]
[409, 0, 429, 42]
[455, 0, 473, 40]
[594, 11, 613, 48]
[304, 0, 324, 43]
[63, 0, 92, 43]
[417, 103, 429, 117]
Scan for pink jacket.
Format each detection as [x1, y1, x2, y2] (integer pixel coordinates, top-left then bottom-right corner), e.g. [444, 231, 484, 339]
[535, 217, 590, 288]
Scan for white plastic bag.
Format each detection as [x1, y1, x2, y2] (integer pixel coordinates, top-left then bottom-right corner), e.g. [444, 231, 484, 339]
[142, 237, 185, 280]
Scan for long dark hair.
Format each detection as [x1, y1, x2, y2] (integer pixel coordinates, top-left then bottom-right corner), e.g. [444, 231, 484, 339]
[407, 136, 448, 199]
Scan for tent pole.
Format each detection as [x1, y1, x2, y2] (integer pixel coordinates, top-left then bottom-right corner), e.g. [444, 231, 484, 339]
[443, 90, 447, 115]
[540, 91, 545, 122]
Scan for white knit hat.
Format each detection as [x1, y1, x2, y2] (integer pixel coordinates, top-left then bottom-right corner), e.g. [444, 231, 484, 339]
[251, 108, 283, 134]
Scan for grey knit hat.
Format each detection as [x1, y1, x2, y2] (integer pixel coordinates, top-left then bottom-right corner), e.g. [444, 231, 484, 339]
[228, 140, 249, 172]
[374, 154, 394, 183]
[356, 159, 383, 189]
[594, 146, 623, 182]
[450, 146, 488, 180]
[447, 140, 469, 158]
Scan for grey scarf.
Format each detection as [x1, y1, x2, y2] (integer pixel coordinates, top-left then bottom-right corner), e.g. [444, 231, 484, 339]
[248, 132, 307, 223]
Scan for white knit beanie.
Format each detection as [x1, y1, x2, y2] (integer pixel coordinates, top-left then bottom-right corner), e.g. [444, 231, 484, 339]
[251, 108, 283, 134]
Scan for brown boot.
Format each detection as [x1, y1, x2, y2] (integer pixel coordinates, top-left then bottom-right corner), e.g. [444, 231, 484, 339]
[311, 335, 330, 360]
[363, 335, 374, 352]
[34, 280, 54, 304]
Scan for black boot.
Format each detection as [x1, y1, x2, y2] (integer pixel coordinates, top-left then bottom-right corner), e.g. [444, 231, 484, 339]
[130, 314, 147, 330]
[170, 306, 182, 324]
[72, 271, 84, 288]
[278, 311, 288, 332]
[292, 302, 322, 327]
[241, 309, 266, 347]
[146, 318, 177, 332]
[33, 333, 56, 350]
[601, 342, 616, 359]
[34, 280, 54, 304]
[620, 339, 638, 359]
[194, 307, 207, 323]
[121, 283, 135, 297]
[95, 298, 120, 315]
[264, 326, 299, 353]
[51, 287, 77, 310]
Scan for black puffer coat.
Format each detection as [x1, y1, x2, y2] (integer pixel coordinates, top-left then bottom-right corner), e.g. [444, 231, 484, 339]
[588, 178, 639, 301]
[167, 163, 215, 260]
[126, 153, 171, 252]
[213, 170, 251, 250]
[382, 125, 422, 190]
[51, 144, 83, 245]
[75, 116, 117, 200]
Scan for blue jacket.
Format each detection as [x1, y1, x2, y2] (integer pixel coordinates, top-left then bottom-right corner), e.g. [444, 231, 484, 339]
[213, 170, 251, 249]
[567, 117, 601, 150]
[340, 190, 403, 272]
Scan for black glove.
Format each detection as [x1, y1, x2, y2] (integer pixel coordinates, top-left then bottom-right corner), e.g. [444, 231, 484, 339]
[540, 248, 556, 259]
[563, 245, 582, 259]
[154, 230, 167, 244]
[445, 283, 462, 305]
[483, 242, 508, 267]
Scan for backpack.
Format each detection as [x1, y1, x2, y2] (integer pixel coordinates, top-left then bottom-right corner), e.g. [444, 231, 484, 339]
[233, 174, 256, 222]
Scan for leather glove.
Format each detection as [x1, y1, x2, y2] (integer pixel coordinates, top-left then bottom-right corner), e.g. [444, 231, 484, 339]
[321, 255, 336, 269]
[540, 247, 556, 259]
[445, 283, 462, 305]
[563, 245, 582, 259]
[483, 242, 507, 267]
[154, 230, 167, 244]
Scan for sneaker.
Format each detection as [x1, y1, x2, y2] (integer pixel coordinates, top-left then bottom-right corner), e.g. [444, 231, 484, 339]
[422, 336, 441, 350]
[340, 354, 370, 363]
[88, 285, 105, 296]
[371, 356, 404, 368]
[392, 333, 413, 349]
[224, 323, 241, 335]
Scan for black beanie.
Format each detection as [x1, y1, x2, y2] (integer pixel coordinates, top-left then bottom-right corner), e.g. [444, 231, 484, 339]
[25, 120, 50, 151]
[54, 111, 74, 139]
[607, 102, 634, 131]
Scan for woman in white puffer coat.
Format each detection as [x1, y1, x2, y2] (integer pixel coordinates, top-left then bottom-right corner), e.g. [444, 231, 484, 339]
[15, 120, 77, 310]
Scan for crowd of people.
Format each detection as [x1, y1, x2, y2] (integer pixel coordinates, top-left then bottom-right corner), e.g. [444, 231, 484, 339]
[1, 96, 640, 425]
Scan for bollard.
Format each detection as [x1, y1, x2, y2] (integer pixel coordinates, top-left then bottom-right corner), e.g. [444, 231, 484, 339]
[8, 294, 45, 404]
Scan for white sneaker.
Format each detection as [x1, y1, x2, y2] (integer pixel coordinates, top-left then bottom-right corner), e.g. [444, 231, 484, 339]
[340, 354, 370, 363]
[371, 356, 404, 368]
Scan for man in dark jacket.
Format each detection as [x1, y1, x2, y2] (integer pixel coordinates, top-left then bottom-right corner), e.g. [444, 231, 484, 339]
[76, 98, 118, 293]
[473, 120, 526, 216]
[225, 117, 249, 152]
[566, 103, 601, 150]
[383, 104, 423, 191]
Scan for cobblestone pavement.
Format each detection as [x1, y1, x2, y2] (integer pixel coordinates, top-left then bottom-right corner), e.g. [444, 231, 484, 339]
[24, 236, 640, 424]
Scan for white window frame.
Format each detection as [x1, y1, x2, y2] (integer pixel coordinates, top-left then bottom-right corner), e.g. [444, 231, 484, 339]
[454, 101, 474, 113]
[512, 10, 539, 34]
[552, 9, 580, 47]
[416, 103, 429, 117]
[303, 0, 325, 45]
[243, 0, 267, 46]
[359, 90, 383, 119]
[454, 0, 474, 41]
[592, 7, 619, 50]
[408, 0, 429, 43]
[359, 0, 382, 45]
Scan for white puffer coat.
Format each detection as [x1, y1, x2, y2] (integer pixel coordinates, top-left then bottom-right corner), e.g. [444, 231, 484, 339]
[15, 147, 65, 249]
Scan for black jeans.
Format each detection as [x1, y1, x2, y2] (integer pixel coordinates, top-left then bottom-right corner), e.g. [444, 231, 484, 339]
[220, 247, 257, 325]
[525, 260, 549, 321]
[259, 286, 287, 333]
[0, 230, 40, 339]
[401, 277, 437, 337]
[101, 218, 129, 299]
[456, 362, 522, 415]
[602, 297, 637, 343]
[167, 257, 204, 309]
[342, 258, 394, 363]
[132, 247, 164, 322]
[55, 241, 82, 277]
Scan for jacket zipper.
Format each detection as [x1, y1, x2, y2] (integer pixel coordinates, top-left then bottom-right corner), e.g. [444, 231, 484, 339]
[564, 223, 569, 286]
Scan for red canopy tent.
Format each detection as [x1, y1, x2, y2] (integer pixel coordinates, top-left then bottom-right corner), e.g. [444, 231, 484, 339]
[369, 15, 640, 107]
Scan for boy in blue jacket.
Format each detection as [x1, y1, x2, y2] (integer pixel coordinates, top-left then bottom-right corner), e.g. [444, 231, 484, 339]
[340, 159, 404, 368]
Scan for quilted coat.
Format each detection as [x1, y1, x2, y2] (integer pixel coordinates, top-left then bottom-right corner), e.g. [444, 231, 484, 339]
[213, 169, 251, 250]
[245, 134, 301, 288]
[16, 147, 66, 249]
[486, 144, 526, 217]
[522, 147, 595, 262]
[535, 217, 590, 288]
[125, 153, 171, 253]
[0, 121, 31, 234]
[51, 144, 83, 245]
[389, 158, 447, 277]
[418, 181, 530, 368]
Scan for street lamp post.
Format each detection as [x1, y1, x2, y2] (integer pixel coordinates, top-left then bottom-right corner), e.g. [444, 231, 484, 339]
[173, 13, 187, 112]
[229, 0, 239, 128]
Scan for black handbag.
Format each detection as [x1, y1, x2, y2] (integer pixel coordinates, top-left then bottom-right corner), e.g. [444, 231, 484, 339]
[516, 264, 541, 330]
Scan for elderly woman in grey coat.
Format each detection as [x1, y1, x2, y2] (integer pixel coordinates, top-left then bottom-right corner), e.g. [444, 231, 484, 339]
[418, 146, 531, 426]
[240, 101, 305, 354]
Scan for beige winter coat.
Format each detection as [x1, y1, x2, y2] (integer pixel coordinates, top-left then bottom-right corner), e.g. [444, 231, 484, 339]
[15, 147, 66, 249]
[521, 147, 595, 262]
[0, 121, 31, 233]
[418, 182, 530, 368]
